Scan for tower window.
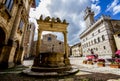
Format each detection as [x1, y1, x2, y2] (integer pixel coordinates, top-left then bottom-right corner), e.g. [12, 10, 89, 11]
[94, 39, 96, 44]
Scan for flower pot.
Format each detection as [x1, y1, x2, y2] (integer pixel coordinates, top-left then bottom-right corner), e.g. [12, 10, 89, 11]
[87, 61, 93, 65]
[109, 64, 120, 68]
[97, 63, 105, 67]
[83, 60, 87, 64]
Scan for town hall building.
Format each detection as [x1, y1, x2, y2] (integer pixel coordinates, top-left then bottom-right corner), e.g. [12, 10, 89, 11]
[80, 7, 120, 57]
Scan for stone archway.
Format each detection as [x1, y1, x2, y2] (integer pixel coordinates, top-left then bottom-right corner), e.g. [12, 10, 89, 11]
[32, 15, 70, 67]
[23, 16, 79, 76]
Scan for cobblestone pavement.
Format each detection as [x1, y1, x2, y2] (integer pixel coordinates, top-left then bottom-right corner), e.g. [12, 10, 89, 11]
[69, 57, 120, 75]
[0, 57, 120, 81]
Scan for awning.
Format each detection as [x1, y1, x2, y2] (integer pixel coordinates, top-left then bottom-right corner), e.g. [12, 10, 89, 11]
[115, 50, 120, 55]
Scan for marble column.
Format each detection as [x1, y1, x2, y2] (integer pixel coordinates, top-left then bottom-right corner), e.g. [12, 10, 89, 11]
[63, 31, 70, 65]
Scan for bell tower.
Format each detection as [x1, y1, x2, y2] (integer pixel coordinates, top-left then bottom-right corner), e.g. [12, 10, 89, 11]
[84, 7, 94, 28]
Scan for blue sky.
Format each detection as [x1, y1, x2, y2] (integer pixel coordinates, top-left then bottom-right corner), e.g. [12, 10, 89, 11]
[29, 0, 120, 46]
[94, 0, 120, 19]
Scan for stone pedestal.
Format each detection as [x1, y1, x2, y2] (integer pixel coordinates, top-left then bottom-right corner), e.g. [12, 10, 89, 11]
[31, 52, 70, 72]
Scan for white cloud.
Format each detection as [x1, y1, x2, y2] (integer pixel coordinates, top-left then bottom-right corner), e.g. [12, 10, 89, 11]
[91, 0, 99, 3]
[106, 0, 120, 15]
[30, 0, 91, 45]
[113, 4, 120, 15]
[90, 0, 101, 16]
[91, 4, 101, 16]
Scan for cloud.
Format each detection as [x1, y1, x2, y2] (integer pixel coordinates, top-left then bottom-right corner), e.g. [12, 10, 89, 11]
[106, 0, 120, 15]
[46, 0, 91, 45]
[91, 4, 101, 16]
[113, 5, 120, 15]
[30, 0, 91, 45]
[90, 0, 101, 16]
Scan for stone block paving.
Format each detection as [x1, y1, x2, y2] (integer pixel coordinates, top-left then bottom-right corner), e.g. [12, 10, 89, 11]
[0, 57, 120, 81]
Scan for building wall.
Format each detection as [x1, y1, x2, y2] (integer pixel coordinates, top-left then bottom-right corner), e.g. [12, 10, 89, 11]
[41, 34, 69, 53]
[0, 0, 35, 68]
[80, 8, 117, 57]
[112, 21, 120, 50]
[114, 33, 120, 50]
[32, 34, 70, 56]
[71, 43, 82, 57]
[23, 22, 35, 58]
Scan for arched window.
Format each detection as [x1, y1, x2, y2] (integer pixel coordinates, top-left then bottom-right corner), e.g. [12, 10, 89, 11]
[98, 37, 100, 43]
[102, 35, 105, 41]
[5, 0, 13, 11]
[98, 29, 100, 33]
[89, 42, 90, 46]
[91, 41, 93, 45]
[94, 39, 96, 44]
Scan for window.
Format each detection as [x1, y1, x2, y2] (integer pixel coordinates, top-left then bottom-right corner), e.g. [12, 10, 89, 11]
[48, 37, 51, 41]
[94, 39, 96, 44]
[102, 35, 105, 41]
[98, 29, 100, 33]
[96, 48, 98, 51]
[92, 33, 94, 36]
[103, 46, 106, 49]
[19, 20, 24, 30]
[98, 37, 100, 43]
[118, 34, 120, 38]
[59, 42, 61, 45]
[91, 41, 93, 45]
[5, 0, 13, 11]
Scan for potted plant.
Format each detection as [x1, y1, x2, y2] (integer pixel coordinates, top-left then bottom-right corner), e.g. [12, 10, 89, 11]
[109, 58, 120, 68]
[97, 58, 105, 67]
[87, 59, 94, 65]
[82, 60, 87, 64]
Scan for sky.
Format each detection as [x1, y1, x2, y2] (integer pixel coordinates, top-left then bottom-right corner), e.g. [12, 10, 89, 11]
[29, 0, 120, 46]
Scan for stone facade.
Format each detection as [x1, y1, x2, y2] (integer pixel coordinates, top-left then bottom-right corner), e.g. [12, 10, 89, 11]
[0, 0, 35, 68]
[32, 34, 70, 56]
[80, 7, 119, 57]
[23, 22, 35, 59]
[71, 43, 82, 57]
[112, 21, 120, 50]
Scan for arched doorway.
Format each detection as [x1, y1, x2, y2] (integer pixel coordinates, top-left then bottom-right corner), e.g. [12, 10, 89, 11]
[0, 27, 6, 55]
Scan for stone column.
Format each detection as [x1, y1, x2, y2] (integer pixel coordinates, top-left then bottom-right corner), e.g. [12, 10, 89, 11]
[33, 29, 42, 67]
[63, 31, 70, 65]
[10, 5, 23, 40]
